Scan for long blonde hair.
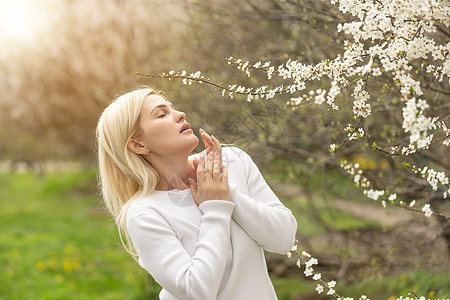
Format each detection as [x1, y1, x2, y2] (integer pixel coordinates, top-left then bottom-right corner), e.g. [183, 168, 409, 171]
[96, 87, 161, 258]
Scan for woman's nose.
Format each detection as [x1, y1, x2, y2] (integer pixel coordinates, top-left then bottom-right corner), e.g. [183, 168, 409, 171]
[175, 110, 186, 122]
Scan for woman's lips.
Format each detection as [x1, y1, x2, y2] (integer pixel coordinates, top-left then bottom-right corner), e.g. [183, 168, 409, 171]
[180, 128, 193, 133]
[180, 122, 191, 133]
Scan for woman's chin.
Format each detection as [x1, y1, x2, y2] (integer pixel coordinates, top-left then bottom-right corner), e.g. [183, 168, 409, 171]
[182, 135, 199, 154]
[191, 135, 200, 148]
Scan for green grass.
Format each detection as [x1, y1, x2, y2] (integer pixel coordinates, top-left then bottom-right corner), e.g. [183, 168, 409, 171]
[272, 270, 450, 300]
[338, 269, 450, 299]
[0, 171, 157, 300]
[272, 277, 315, 300]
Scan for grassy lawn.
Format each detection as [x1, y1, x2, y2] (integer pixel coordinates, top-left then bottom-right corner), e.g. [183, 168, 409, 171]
[0, 171, 157, 300]
[272, 270, 450, 300]
[1, 170, 449, 299]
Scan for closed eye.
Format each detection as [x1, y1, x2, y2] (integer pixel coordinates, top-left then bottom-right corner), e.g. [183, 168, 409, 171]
[158, 113, 167, 118]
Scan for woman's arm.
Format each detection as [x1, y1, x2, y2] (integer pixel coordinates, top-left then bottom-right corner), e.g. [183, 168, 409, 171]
[128, 200, 235, 300]
[197, 130, 296, 254]
[229, 148, 297, 254]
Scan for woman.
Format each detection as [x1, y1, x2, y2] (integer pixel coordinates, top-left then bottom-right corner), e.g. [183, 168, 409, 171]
[96, 87, 297, 300]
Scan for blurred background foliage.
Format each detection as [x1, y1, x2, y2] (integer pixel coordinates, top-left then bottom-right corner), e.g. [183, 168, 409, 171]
[0, 0, 448, 299]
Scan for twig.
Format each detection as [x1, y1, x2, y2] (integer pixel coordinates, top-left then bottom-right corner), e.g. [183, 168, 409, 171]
[292, 250, 344, 299]
[331, 118, 363, 155]
[136, 72, 291, 97]
[392, 202, 449, 220]
[372, 134, 450, 157]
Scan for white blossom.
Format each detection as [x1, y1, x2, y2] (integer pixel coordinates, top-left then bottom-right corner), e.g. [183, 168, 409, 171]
[305, 257, 318, 267]
[363, 189, 385, 201]
[421, 203, 433, 218]
[313, 273, 322, 280]
[402, 98, 435, 149]
[316, 284, 324, 294]
[352, 80, 371, 118]
[304, 267, 314, 277]
[301, 251, 311, 258]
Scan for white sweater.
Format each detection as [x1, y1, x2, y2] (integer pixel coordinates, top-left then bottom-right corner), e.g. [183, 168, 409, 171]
[127, 147, 297, 300]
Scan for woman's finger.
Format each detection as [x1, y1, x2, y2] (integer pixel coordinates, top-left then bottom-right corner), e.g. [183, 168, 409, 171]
[190, 158, 199, 172]
[187, 178, 200, 204]
[221, 165, 228, 184]
[205, 151, 214, 177]
[211, 135, 222, 168]
[213, 153, 220, 181]
[179, 179, 189, 190]
[200, 128, 213, 154]
[196, 154, 205, 186]
[187, 178, 197, 194]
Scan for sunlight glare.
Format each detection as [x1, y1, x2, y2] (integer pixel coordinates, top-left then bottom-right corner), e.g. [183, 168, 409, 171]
[0, 0, 50, 45]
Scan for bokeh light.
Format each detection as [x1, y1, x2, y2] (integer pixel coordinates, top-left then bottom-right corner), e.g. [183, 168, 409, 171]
[0, 0, 52, 48]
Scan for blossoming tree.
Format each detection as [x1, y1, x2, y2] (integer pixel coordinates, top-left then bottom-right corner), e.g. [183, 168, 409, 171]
[147, 0, 449, 218]
[142, 0, 449, 298]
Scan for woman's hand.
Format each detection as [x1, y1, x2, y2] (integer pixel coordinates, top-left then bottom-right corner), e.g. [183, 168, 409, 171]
[199, 128, 222, 169]
[188, 151, 231, 205]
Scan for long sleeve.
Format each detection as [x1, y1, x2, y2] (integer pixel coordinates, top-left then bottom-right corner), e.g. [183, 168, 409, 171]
[229, 149, 297, 254]
[127, 200, 235, 300]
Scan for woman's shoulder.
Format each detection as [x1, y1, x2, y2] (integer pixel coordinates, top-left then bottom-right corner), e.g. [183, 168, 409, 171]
[221, 146, 252, 166]
[126, 193, 163, 221]
[222, 146, 249, 158]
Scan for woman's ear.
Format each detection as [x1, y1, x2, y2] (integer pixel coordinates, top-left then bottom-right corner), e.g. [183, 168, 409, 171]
[127, 139, 148, 155]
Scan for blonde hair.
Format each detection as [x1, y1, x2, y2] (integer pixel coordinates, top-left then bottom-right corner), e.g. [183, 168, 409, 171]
[96, 87, 161, 258]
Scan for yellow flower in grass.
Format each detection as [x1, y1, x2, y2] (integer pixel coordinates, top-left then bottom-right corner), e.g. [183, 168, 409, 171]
[72, 259, 81, 271]
[55, 274, 64, 284]
[46, 260, 57, 270]
[63, 260, 73, 273]
[64, 245, 75, 255]
[35, 262, 45, 271]
[50, 251, 59, 259]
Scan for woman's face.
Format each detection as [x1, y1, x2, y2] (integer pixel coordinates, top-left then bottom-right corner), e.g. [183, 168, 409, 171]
[135, 94, 199, 156]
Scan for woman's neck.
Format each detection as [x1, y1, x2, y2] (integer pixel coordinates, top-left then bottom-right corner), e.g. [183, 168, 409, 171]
[152, 155, 196, 191]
